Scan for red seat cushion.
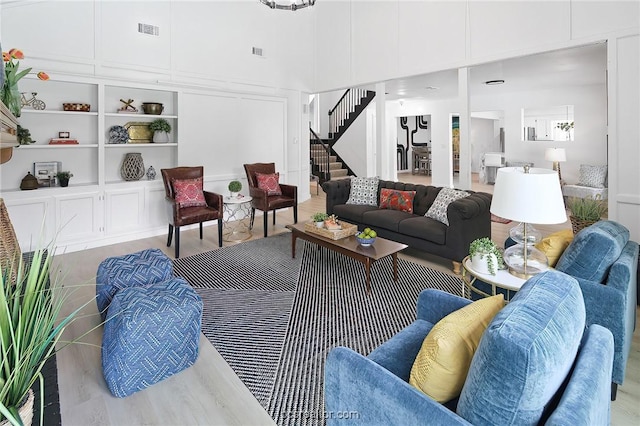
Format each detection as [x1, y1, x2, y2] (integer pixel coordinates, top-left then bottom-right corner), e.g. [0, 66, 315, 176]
[172, 177, 207, 208]
[256, 172, 282, 196]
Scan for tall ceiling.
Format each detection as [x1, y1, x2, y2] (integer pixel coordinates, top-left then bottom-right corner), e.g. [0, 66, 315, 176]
[380, 42, 607, 101]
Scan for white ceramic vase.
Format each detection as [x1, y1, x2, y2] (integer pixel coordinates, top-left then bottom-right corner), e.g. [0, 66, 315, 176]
[471, 252, 498, 275]
[153, 131, 169, 143]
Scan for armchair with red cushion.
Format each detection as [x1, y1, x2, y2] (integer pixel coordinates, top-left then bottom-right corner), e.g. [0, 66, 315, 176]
[243, 163, 297, 238]
[161, 166, 223, 258]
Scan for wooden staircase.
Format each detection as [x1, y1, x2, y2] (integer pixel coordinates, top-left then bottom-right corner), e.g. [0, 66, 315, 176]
[310, 88, 375, 185]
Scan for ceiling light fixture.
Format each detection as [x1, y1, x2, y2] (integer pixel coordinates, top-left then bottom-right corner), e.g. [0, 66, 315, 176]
[260, 0, 316, 11]
[484, 79, 505, 85]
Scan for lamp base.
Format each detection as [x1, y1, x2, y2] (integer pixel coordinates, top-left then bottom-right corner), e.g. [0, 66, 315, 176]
[503, 243, 549, 279]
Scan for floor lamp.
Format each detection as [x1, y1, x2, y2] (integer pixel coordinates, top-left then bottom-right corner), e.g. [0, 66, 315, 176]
[490, 166, 567, 278]
[545, 148, 566, 182]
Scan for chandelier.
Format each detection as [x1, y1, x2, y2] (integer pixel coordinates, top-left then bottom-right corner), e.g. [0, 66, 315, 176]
[260, 0, 316, 11]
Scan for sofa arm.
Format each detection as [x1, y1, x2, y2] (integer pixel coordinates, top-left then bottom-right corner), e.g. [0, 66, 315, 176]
[322, 179, 351, 215]
[325, 347, 471, 425]
[416, 289, 471, 324]
[445, 192, 492, 262]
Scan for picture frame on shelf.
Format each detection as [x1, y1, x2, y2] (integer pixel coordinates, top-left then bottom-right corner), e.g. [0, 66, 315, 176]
[33, 161, 61, 187]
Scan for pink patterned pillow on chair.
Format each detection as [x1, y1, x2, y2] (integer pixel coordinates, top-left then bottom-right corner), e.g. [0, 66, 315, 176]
[172, 177, 207, 208]
[255, 172, 282, 196]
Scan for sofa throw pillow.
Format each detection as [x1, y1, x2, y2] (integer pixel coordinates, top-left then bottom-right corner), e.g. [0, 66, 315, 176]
[172, 177, 207, 208]
[346, 176, 379, 206]
[534, 229, 574, 267]
[409, 294, 504, 403]
[256, 172, 282, 196]
[424, 188, 470, 225]
[379, 188, 416, 213]
[578, 164, 607, 188]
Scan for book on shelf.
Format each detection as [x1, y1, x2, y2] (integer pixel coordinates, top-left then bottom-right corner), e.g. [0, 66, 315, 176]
[49, 139, 79, 145]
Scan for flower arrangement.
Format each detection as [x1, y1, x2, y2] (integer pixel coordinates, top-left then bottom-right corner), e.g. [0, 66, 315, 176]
[148, 118, 171, 133]
[469, 237, 504, 275]
[312, 212, 328, 222]
[2, 48, 49, 117]
[228, 180, 242, 193]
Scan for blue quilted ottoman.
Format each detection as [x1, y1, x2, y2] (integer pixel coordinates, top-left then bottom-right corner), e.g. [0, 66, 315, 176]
[101, 277, 202, 398]
[96, 248, 173, 320]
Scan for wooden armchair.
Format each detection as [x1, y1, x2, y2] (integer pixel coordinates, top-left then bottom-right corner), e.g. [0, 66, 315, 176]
[243, 163, 297, 238]
[161, 166, 223, 258]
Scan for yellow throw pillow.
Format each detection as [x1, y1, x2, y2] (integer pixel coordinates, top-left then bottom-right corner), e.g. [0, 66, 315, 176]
[409, 294, 504, 402]
[535, 229, 574, 267]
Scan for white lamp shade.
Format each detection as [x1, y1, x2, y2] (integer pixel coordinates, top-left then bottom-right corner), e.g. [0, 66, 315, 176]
[545, 148, 566, 162]
[490, 167, 567, 224]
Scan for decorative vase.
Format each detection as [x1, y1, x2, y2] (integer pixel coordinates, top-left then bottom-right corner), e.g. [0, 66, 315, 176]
[146, 165, 156, 180]
[471, 252, 498, 275]
[1, 81, 22, 117]
[0, 389, 34, 426]
[59, 177, 69, 187]
[120, 152, 145, 181]
[315, 221, 324, 228]
[152, 131, 169, 143]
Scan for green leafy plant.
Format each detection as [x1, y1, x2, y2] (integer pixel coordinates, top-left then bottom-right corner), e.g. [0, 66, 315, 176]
[556, 121, 574, 132]
[55, 171, 73, 180]
[148, 118, 171, 133]
[566, 196, 607, 221]
[0, 245, 91, 425]
[312, 212, 328, 222]
[469, 237, 504, 275]
[16, 125, 34, 145]
[228, 180, 242, 193]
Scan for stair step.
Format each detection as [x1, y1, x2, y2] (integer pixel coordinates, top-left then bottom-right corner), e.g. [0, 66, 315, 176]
[330, 169, 349, 178]
[329, 162, 343, 170]
[311, 155, 338, 163]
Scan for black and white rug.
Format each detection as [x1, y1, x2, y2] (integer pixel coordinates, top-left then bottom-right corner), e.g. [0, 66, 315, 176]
[174, 233, 463, 426]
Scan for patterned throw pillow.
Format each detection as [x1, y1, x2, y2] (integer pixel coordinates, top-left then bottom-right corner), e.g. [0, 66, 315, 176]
[578, 164, 607, 188]
[256, 172, 282, 196]
[424, 188, 470, 225]
[172, 177, 207, 208]
[379, 188, 416, 213]
[346, 176, 379, 206]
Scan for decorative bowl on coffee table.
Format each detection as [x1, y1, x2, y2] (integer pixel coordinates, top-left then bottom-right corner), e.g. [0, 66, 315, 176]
[356, 236, 376, 247]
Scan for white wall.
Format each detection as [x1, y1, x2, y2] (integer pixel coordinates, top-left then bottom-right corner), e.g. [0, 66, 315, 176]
[470, 117, 500, 173]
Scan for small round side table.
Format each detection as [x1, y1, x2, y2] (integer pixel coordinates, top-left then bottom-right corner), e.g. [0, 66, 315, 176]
[461, 255, 526, 302]
[222, 195, 253, 242]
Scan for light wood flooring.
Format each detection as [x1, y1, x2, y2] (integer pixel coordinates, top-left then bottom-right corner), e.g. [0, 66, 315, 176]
[52, 172, 639, 425]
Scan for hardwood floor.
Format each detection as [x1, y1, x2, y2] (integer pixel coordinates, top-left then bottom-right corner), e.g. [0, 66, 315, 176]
[52, 173, 639, 425]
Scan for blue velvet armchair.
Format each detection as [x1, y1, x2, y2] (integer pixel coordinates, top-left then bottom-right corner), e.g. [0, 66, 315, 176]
[554, 220, 638, 399]
[325, 271, 614, 425]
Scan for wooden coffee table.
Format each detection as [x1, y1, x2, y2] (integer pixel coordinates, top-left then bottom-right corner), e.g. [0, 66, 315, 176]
[286, 222, 408, 293]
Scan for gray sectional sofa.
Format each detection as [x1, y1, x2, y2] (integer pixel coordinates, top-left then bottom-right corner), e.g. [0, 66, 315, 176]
[322, 179, 492, 272]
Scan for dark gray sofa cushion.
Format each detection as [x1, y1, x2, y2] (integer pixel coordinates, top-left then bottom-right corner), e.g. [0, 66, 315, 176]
[361, 209, 414, 232]
[398, 216, 447, 245]
[334, 204, 380, 223]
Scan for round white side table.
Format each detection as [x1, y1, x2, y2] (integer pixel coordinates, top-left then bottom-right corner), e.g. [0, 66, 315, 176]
[223, 195, 253, 242]
[461, 256, 526, 302]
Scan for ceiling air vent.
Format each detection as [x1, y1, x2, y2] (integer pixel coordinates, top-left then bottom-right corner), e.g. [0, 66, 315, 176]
[252, 47, 264, 57]
[138, 23, 160, 36]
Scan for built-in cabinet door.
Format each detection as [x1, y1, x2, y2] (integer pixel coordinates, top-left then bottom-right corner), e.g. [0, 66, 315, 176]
[3, 196, 55, 252]
[55, 191, 102, 244]
[104, 187, 145, 235]
[146, 186, 168, 230]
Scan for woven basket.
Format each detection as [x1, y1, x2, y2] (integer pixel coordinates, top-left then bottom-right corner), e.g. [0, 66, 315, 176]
[0, 198, 21, 285]
[0, 389, 34, 426]
[570, 215, 598, 235]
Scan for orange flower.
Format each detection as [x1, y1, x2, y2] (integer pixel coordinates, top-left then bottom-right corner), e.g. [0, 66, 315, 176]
[2, 52, 9, 62]
[8, 48, 24, 59]
[37, 71, 49, 81]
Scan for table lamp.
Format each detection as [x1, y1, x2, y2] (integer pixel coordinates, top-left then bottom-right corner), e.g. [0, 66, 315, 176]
[545, 148, 566, 181]
[490, 166, 567, 278]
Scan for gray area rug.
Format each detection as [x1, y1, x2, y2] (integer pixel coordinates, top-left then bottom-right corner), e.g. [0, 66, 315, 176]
[174, 233, 463, 426]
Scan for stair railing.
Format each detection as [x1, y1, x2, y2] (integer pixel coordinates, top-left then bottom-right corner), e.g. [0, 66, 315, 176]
[310, 127, 331, 181]
[328, 88, 367, 137]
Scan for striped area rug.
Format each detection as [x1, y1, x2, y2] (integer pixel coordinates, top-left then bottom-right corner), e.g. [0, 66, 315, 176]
[174, 233, 463, 425]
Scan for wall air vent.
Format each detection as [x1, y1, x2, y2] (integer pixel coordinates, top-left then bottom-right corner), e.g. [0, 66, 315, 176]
[138, 23, 160, 36]
[252, 47, 264, 57]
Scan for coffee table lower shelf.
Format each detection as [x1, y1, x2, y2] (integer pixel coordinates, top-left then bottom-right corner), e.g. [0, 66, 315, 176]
[286, 222, 408, 293]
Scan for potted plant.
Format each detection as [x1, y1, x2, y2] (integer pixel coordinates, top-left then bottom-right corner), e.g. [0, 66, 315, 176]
[0, 246, 89, 425]
[566, 195, 607, 234]
[228, 180, 242, 198]
[148, 118, 171, 143]
[469, 237, 504, 275]
[56, 171, 73, 187]
[312, 212, 328, 227]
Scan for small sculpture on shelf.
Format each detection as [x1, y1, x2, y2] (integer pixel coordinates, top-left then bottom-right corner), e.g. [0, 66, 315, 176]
[20, 92, 46, 110]
[109, 125, 129, 144]
[121, 152, 145, 181]
[118, 98, 138, 113]
[146, 165, 156, 180]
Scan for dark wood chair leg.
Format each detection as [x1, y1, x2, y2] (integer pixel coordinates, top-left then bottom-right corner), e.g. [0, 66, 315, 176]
[273, 210, 276, 225]
[250, 208, 255, 229]
[263, 210, 268, 238]
[175, 226, 180, 258]
[217, 218, 223, 247]
[167, 224, 173, 246]
[611, 382, 618, 401]
[294, 205, 298, 223]
[199, 222, 203, 239]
